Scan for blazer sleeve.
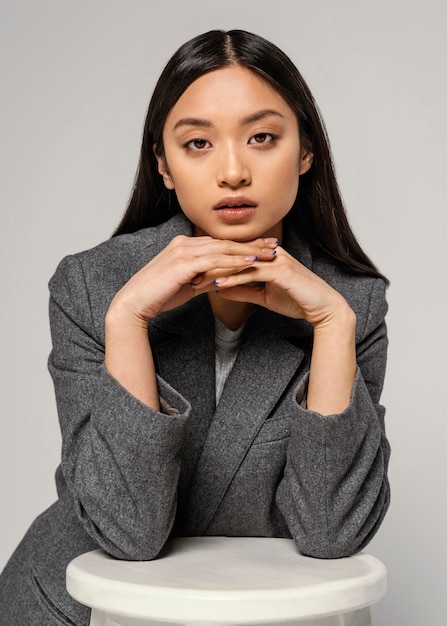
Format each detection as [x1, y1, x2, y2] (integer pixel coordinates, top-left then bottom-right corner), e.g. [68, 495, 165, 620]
[276, 278, 390, 558]
[48, 254, 191, 560]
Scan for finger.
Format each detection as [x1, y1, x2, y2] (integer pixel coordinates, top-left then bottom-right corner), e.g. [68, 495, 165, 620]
[210, 261, 274, 287]
[214, 284, 266, 306]
[162, 237, 278, 289]
[191, 235, 279, 249]
[189, 273, 204, 286]
[188, 244, 280, 288]
[260, 237, 280, 249]
[201, 259, 282, 295]
[188, 244, 277, 263]
[187, 250, 278, 288]
[189, 262, 257, 289]
[169, 235, 278, 261]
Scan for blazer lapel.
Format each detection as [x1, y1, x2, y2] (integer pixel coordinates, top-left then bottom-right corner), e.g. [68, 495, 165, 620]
[184, 310, 312, 535]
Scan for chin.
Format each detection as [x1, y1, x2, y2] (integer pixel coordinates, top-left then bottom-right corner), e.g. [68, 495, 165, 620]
[218, 225, 272, 242]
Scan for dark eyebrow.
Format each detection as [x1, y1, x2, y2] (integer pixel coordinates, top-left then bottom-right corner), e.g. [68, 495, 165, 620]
[173, 118, 213, 130]
[240, 109, 285, 125]
[172, 109, 285, 131]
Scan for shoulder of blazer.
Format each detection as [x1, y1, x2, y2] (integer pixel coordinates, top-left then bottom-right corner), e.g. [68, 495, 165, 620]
[61, 212, 193, 286]
[48, 212, 194, 342]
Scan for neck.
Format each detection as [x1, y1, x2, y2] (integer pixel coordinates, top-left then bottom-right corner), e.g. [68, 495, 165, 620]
[208, 292, 256, 331]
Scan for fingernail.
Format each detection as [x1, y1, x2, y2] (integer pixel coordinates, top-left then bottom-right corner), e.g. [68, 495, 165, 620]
[264, 237, 279, 245]
[214, 277, 228, 285]
[243, 255, 257, 262]
[261, 248, 277, 255]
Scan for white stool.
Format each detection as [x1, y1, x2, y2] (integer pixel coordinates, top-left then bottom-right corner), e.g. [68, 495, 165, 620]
[66, 537, 386, 626]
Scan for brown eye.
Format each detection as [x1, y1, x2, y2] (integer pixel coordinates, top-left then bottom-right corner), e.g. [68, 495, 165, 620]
[185, 138, 211, 150]
[249, 133, 275, 144]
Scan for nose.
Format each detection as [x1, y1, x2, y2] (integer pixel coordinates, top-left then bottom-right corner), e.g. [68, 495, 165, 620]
[217, 144, 251, 188]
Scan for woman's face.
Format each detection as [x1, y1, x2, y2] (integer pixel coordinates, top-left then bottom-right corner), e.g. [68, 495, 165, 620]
[157, 65, 312, 242]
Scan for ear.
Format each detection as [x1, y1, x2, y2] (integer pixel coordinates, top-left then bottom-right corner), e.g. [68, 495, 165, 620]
[153, 144, 175, 190]
[299, 148, 314, 175]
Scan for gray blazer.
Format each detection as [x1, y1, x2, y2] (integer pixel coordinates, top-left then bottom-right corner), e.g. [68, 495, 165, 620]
[0, 212, 390, 626]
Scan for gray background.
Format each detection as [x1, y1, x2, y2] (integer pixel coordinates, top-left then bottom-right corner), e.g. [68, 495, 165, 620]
[1, 1, 446, 624]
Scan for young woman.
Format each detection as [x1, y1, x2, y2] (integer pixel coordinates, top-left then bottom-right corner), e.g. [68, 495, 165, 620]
[0, 30, 390, 626]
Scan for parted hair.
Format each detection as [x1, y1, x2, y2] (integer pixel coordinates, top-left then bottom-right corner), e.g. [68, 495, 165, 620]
[114, 29, 386, 282]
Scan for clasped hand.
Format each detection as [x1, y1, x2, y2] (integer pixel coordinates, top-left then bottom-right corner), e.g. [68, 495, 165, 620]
[108, 234, 352, 331]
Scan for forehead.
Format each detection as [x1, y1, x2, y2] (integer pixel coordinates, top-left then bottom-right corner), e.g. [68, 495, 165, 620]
[164, 65, 296, 129]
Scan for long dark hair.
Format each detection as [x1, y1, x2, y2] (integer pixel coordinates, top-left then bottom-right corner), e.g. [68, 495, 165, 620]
[114, 29, 387, 282]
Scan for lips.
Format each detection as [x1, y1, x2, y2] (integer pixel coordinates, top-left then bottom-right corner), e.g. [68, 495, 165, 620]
[213, 196, 257, 210]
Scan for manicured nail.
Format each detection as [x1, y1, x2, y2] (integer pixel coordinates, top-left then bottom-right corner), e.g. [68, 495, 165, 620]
[264, 237, 279, 245]
[214, 277, 228, 285]
[243, 255, 257, 262]
[261, 248, 277, 255]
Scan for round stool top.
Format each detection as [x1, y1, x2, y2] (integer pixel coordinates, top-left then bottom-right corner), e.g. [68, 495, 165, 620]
[66, 537, 386, 624]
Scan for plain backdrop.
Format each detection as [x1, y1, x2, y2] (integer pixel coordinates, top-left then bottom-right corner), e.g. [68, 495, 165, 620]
[1, 1, 446, 624]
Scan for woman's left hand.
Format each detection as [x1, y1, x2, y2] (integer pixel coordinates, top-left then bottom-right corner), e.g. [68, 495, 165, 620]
[192, 244, 357, 415]
[193, 245, 351, 329]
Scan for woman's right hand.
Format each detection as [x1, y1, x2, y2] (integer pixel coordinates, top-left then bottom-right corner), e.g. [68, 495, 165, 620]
[107, 234, 278, 328]
[104, 234, 277, 408]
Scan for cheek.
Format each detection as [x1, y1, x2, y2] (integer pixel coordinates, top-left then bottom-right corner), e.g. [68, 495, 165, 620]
[164, 152, 208, 198]
[263, 144, 301, 191]
[165, 166, 197, 204]
[171, 180, 207, 222]
[272, 161, 300, 207]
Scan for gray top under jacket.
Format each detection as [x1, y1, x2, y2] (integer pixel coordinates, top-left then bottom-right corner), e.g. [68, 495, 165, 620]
[0, 212, 390, 626]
